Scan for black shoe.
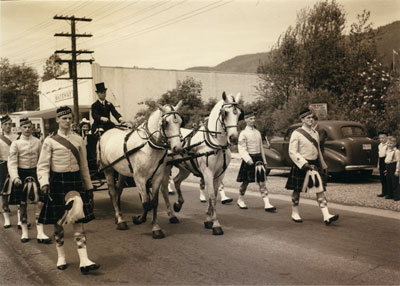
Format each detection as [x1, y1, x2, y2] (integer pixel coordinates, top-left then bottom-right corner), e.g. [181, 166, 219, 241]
[57, 264, 68, 270]
[325, 215, 339, 226]
[20, 238, 30, 243]
[265, 207, 277, 213]
[292, 217, 303, 223]
[80, 264, 100, 275]
[37, 238, 52, 244]
[377, 194, 385, 197]
[221, 198, 233, 204]
[3, 224, 11, 229]
[385, 196, 394, 199]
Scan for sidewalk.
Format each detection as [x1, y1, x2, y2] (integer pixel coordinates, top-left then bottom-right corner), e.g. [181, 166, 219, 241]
[181, 181, 400, 220]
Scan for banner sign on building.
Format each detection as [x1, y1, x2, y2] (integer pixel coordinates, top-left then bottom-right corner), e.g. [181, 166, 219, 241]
[55, 90, 73, 102]
[309, 103, 328, 120]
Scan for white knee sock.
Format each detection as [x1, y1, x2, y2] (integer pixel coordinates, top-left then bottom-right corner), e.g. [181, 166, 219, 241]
[17, 209, 21, 226]
[56, 245, 66, 266]
[21, 224, 29, 239]
[77, 247, 95, 267]
[219, 189, 230, 200]
[263, 196, 274, 209]
[2, 212, 10, 226]
[36, 221, 50, 239]
[320, 207, 333, 221]
[291, 205, 302, 220]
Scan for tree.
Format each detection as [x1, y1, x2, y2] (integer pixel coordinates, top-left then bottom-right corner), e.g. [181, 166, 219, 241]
[135, 77, 205, 127]
[0, 58, 40, 113]
[41, 54, 67, 81]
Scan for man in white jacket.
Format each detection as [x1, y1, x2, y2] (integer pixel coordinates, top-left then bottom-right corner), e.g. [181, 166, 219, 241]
[236, 112, 276, 212]
[285, 108, 339, 225]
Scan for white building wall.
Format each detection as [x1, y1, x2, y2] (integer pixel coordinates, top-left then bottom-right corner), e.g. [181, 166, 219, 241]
[93, 64, 261, 122]
[38, 63, 261, 123]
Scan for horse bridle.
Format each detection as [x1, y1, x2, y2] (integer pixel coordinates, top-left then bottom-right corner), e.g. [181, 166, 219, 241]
[214, 102, 242, 134]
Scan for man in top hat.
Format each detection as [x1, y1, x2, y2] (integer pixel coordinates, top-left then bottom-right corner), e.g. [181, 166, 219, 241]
[1, 114, 19, 228]
[236, 111, 276, 212]
[91, 82, 125, 134]
[7, 118, 51, 243]
[37, 106, 99, 274]
[285, 107, 339, 225]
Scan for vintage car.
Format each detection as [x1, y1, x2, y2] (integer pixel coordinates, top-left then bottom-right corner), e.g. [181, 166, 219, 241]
[264, 121, 379, 174]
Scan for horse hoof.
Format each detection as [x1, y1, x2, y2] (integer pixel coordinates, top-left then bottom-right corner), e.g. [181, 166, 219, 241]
[116, 221, 129, 230]
[173, 202, 182, 212]
[132, 216, 145, 225]
[204, 221, 213, 229]
[212, 227, 224, 235]
[152, 229, 165, 239]
[169, 217, 180, 224]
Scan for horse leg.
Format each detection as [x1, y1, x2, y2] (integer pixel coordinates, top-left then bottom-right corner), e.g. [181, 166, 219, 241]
[116, 174, 126, 211]
[211, 177, 223, 235]
[150, 177, 165, 239]
[172, 167, 190, 212]
[105, 169, 128, 230]
[132, 177, 150, 225]
[160, 167, 179, 224]
[202, 170, 223, 235]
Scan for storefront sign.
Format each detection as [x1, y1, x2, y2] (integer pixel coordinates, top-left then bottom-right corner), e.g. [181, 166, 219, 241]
[55, 90, 73, 102]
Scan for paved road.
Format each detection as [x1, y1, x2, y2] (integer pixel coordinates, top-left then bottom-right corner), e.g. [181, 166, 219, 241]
[1, 182, 399, 285]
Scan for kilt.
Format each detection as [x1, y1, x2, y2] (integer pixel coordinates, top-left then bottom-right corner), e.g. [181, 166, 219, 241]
[285, 159, 327, 192]
[38, 171, 95, 225]
[17, 168, 45, 203]
[236, 153, 264, 183]
[0, 161, 9, 193]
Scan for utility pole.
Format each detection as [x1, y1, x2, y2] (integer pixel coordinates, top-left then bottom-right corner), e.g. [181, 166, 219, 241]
[54, 15, 94, 123]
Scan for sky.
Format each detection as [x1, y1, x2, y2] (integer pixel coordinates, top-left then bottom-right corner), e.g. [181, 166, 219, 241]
[1, 0, 399, 75]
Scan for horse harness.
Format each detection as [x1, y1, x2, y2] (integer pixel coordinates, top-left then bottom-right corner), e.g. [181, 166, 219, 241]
[168, 101, 242, 179]
[98, 109, 183, 175]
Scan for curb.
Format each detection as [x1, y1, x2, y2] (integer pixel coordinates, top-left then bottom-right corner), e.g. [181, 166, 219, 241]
[181, 181, 400, 220]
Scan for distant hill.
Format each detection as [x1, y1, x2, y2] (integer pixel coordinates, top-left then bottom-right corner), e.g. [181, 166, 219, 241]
[376, 21, 400, 67]
[187, 21, 400, 73]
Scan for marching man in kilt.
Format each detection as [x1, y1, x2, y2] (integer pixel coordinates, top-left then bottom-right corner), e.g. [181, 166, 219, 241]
[37, 106, 99, 274]
[7, 118, 52, 243]
[236, 112, 276, 212]
[1, 115, 18, 228]
[285, 108, 339, 225]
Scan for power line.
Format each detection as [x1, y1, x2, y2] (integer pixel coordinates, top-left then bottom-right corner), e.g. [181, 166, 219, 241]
[90, 0, 230, 49]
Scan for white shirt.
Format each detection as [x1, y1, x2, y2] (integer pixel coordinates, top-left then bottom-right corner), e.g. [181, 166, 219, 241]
[0, 132, 18, 161]
[37, 129, 93, 190]
[7, 135, 41, 181]
[288, 126, 327, 169]
[238, 125, 266, 164]
[378, 142, 387, 158]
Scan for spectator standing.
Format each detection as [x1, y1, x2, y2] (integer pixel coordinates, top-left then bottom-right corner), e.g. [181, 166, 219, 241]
[384, 136, 400, 201]
[377, 131, 388, 198]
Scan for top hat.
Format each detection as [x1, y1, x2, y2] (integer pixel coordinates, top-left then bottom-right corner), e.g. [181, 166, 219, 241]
[0, 114, 11, 124]
[95, 82, 107, 93]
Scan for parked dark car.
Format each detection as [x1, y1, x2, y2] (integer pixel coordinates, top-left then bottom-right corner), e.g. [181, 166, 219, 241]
[264, 121, 379, 174]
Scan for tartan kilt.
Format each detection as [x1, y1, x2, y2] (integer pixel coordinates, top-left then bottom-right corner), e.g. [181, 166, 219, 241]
[285, 159, 327, 192]
[0, 161, 9, 194]
[38, 171, 95, 225]
[0, 161, 23, 205]
[236, 153, 263, 183]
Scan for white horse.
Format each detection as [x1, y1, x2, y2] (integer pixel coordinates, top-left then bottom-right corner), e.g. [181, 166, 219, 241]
[161, 92, 243, 235]
[97, 101, 183, 238]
